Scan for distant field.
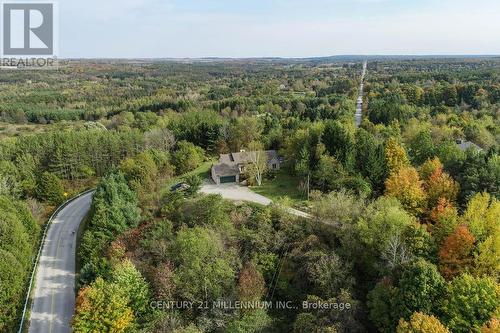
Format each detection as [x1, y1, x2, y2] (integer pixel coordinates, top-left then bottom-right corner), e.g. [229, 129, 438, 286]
[0, 122, 82, 138]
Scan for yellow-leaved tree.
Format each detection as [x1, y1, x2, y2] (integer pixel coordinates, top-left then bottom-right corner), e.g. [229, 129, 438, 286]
[461, 192, 500, 242]
[397, 312, 451, 333]
[73, 278, 134, 333]
[461, 192, 500, 278]
[385, 166, 427, 216]
[385, 137, 410, 174]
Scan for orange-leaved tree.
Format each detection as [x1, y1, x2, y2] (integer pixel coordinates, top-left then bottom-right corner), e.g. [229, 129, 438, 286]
[421, 158, 459, 208]
[438, 225, 476, 280]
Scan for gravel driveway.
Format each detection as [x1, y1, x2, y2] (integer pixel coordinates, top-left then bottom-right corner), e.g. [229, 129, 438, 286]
[200, 181, 311, 219]
[200, 181, 272, 205]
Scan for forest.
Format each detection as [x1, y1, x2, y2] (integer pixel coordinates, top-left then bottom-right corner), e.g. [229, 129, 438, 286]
[0, 57, 498, 333]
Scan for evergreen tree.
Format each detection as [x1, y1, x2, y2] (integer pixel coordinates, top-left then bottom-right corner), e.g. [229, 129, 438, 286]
[36, 171, 65, 205]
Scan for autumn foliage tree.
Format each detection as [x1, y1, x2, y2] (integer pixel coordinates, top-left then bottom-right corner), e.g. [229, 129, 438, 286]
[238, 262, 266, 302]
[438, 225, 476, 280]
[386, 137, 410, 174]
[459, 193, 500, 278]
[111, 259, 151, 321]
[461, 192, 499, 242]
[474, 232, 500, 278]
[385, 166, 427, 216]
[73, 278, 134, 333]
[419, 157, 443, 181]
[430, 198, 459, 243]
[119, 151, 158, 192]
[481, 318, 500, 333]
[152, 262, 175, 299]
[421, 158, 459, 208]
[397, 312, 450, 333]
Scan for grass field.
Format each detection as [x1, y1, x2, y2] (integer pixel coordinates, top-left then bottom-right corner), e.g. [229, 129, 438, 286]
[250, 169, 306, 204]
[0, 121, 83, 138]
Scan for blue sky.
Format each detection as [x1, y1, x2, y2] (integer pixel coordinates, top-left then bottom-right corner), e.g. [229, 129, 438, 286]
[60, 0, 500, 58]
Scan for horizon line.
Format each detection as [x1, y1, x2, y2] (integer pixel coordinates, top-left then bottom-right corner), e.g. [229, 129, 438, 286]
[60, 54, 500, 60]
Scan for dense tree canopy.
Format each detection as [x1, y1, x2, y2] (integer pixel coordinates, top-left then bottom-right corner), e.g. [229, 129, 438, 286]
[0, 197, 40, 331]
[1, 58, 499, 333]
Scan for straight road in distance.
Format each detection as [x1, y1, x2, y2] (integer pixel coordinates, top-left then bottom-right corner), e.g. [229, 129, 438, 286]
[355, 60, 368, 127]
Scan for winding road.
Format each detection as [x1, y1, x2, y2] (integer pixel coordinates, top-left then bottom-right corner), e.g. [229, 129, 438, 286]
[27, 191, 93, 333]
[26, 180, 305, 333]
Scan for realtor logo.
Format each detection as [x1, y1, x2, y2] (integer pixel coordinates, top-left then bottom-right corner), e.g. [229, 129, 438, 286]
[1, 1, 58, 68]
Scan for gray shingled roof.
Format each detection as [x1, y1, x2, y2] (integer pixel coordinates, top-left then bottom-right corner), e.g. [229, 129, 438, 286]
[457, 140, 482, 152]
[212, 163, 239, 176]
[219, 153, 234, 164]
[219, 150, 278, 165]
[214, 150, 279, 177]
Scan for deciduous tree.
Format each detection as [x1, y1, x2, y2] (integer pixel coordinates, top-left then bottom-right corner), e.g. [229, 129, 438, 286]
[171, 227, 237, 301]
[385, 137, 410, 174]
[438, 225, 475, 280]
[441, 274, 500, 333]
[430, 198, 459, 244]
[368, 280, 399, 333]
[243, 142, 267, 186]
[238, 262, 266, 302]
[396, 312, 450, 333]
[461, 192, 500, 242]
[481, 318, 500, 333]
[385, 167, 426, 216]
[474, 233, 500, 279]
[422, 158, 459, 207]
[73, 278, 134, 333]
[171, 141, 205, 175]
[111, 259, 151, 320]
[394, 260, 445, 321]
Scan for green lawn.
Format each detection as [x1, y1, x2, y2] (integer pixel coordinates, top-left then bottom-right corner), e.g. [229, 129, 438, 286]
[250, 169, 306, 203]
[164, 159, 214, 191]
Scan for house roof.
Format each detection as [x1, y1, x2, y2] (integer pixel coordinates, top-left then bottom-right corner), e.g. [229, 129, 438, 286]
[213, 150, 279, 177]
[212, 163, 240, 176]
[456, 140, 482, 152]
[219, 150, 278, 165]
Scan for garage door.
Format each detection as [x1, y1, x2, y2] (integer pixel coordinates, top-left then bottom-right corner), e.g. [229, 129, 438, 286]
[220, 176, 237, 183]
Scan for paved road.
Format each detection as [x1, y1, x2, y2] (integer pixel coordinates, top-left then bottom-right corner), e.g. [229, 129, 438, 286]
[28, 192, 93, 333]
[355, 60, 368, 127]
[200, 181, 311, 218]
